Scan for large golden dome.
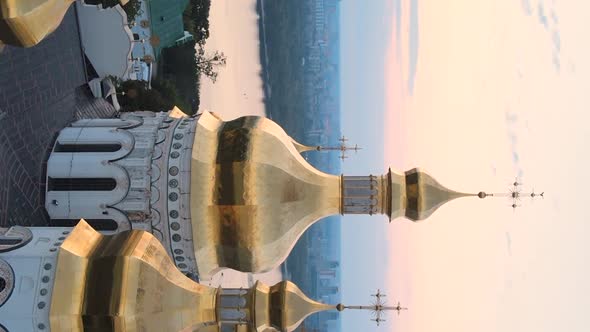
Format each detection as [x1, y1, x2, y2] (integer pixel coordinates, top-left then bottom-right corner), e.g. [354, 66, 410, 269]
[190, 112, 341, 278]
[188, 112, 485, 278]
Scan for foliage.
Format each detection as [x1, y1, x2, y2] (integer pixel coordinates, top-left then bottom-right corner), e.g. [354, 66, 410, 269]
[85, 0, 142, 21]
[149, 0, 216, 113]
[161, 41, 199, 112]
[183, 0, 211, 45]
[195, 49, 227, 83]
[116, 79, 177, 112]
[122, 0, 143, 22]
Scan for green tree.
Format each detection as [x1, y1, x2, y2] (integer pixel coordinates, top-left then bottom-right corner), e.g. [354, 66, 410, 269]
[117, 79, 177, 112]
[183, 0, 211, 45]
[122, 0, 143, 22]
[196, 49, 227, 83]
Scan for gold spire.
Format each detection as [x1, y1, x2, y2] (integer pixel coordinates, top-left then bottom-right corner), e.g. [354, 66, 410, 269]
[250, 280, 337, 332]
[392, 168, 479, 221]
[50, 220, 218, 331]
[189, 112, 499, 277]
[290, 137, 321, 153]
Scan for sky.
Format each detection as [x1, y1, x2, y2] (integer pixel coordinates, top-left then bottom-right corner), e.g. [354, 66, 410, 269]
[342, 0, 590, 331]
[202, 0, 590, 331]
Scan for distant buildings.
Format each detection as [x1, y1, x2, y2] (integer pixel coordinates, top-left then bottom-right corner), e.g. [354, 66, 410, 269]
[301, 0, 341, 146]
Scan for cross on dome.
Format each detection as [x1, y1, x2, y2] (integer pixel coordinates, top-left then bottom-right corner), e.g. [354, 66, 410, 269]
[336, 290, 407, 326]
[475, 177, 544, 211]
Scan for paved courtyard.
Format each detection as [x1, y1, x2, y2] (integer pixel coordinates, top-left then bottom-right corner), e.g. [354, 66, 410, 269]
[0, 7, 116, 227]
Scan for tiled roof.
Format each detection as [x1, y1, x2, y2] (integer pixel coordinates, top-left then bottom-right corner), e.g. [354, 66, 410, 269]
[146, 0, 189, 57]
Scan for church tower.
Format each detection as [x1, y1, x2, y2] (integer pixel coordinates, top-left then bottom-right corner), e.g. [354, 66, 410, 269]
[0, 220, 402, 332]
[42, 109, 492, 279]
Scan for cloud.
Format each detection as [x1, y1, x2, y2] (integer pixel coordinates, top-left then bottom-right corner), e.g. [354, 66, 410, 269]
[408, 0, 420, 95]
[505, 111, 525, 178]
[521, 0, 533, 15]
[393, 0, 402, 56]
[550, 8, 559, 24]
[552, 52, 561, 72]
[537, 3, 548, 29]
[552, 30, 561, 52]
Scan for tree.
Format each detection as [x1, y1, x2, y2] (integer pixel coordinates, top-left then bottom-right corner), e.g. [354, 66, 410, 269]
[183, 0, 211, 45]
[121, 0, 143, 22]
[196, 49, 227, 83]
[116, 79, 177, 112]
[85, 0, 143, 21]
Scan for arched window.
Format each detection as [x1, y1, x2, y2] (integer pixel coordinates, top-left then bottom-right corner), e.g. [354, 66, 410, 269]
[0, 238, 21, 246]
[50, 219, 118, 231]
[48, 178, 117, 191]
[54, 143, 122, 153]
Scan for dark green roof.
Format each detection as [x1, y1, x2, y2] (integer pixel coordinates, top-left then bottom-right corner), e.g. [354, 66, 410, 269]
[146, 0, 189, 57]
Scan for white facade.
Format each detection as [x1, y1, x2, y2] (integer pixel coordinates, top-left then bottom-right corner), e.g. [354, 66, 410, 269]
[44, 111, 200, 279]
[129, 0, 155, 82]
[0, 227, 70, 332]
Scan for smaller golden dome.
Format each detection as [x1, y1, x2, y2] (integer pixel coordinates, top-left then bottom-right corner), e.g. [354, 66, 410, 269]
[252, 280, 337, 332]
[50, 220, 218, 331]
[1, 0, 77, 47]
[397, 168, 478, 221]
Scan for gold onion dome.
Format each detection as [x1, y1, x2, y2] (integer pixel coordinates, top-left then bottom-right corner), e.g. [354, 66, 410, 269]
[0, 0, 129, 47]
[190, 112, 485, 278]
[252, 280, 337, 332]
[191, 112, 342, 277]
[392, 167, 480, 221]
[49, 220, 217, 331]
[44, 220, 335, 331]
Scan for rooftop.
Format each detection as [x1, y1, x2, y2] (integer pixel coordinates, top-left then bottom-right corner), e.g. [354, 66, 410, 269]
[146, 0, 190, 57]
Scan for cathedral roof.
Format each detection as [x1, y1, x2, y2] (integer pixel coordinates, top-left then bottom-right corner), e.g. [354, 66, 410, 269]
[0, 0, 79, 47]
[50, 220, 217, 331]
[252, 281, 336, 332]
[190, 112, 341, 278]
[390, 168, 478, 221]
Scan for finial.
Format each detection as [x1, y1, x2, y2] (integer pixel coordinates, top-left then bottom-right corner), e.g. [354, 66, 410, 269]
[479, 177, 544, 211]
[316, 135, 362, 161]
[338, 289, 407, 326]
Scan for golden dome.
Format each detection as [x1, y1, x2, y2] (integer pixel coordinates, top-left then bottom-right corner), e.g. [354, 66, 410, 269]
[251, 281, 336, 332]
[0, 0, 130, 47]
[50, 220, 218, 331]
[1, 0, 77, 47]
[389, 168, 478, 221]
[190, 112, 341, 278]
[188, 112, 484, 277]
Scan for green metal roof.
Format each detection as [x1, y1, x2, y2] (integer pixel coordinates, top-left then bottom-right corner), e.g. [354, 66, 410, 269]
[146, 0, 189, 57]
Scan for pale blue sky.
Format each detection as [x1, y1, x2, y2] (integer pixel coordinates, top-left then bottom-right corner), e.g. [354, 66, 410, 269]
[342, 0, 590, 332]
[340, 0, 394, 330]
[340, 1, 417, 330]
